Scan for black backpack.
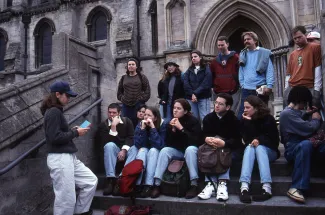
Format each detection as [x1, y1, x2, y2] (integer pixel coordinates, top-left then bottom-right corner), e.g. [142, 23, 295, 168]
[160, 159, 190, 197]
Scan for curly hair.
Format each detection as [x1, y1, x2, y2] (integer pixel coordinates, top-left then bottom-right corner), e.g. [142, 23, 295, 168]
[245, 95, 270, 120]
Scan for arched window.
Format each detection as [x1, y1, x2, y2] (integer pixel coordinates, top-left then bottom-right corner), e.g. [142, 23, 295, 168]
[0, 31, 7, 71]
[149, 0, 158, 54]
[7, 0, 13, 7]
[86, 7, 111, 42]
[34, 19, 55, 67]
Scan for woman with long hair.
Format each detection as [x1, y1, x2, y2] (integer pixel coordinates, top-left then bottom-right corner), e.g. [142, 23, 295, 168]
[41, 81, 97, 215]
[151, 98, 202, 199]
[135, 104, 147, 128]
[239, 95, 279, 203]
[133, 106, 168, 198]
[117, 58, 151, 127]
[158, 60, 185, 122]
[183, 50, 212, 123]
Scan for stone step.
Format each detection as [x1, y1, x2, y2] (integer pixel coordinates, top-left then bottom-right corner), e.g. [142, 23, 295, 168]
[96, 175, 325, 198]
[91, 191, 325, 215]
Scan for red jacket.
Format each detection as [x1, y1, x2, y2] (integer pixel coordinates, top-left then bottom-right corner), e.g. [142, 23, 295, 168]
[210, 51, 239, 94]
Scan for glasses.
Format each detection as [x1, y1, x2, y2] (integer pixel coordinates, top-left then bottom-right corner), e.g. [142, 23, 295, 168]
[214, 101, 225, 106]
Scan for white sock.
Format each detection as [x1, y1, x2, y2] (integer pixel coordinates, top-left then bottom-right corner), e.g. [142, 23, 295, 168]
[262, 183, 272, 194]
[240, 182, 249, 192]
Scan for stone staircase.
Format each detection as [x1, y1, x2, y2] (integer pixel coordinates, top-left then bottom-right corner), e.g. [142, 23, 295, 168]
[90, 145, 325, 214]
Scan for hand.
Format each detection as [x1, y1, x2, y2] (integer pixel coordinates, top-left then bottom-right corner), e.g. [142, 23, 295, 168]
[161, 101, 166, 104]
[250, 139, 259, 147]
[312, 112, 321, 120]
[77, 127, 90, 136]
[242, 113, 251, 120]
[117, 149, 127, 161]
[111, 116, 121, 126]
[263, 88, 272, 96]
[192, 94, 197, 103]
[147, 118, 155, 128]
[213, 138, 225, 147]
[205, 137, 214, 145]
[171, 118, 183, 130]
[141, 120, 147, 129]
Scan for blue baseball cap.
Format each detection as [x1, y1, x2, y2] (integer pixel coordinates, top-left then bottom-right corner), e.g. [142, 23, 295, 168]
[49, 81, 78, 97]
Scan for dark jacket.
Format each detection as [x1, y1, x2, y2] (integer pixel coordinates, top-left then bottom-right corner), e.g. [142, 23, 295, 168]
[183, 65, 212, 99]
[203, 110, 243, 151]
[134, 120, 168, 150]
[210, 51, 239, 94]
[165, 114, 203, 152]
[241, 114, 280, 157]
[44, 107, 79, 153]
[94, 117, 134, 149]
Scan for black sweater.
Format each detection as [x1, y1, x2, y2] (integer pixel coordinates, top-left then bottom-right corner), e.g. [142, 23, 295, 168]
[202, 110, 243, 151]
[165, 114, 203, 152]
[241, 114, 280, 157]
[94, 117, 134, 149]
[44, 107, 79, 153]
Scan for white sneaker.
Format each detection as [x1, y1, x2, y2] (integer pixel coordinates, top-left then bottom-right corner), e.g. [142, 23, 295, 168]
[198, 182, 216, 200]
[216, 181, 229, 201]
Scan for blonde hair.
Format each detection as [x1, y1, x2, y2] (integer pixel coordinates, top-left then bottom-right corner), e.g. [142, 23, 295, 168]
[241, 31, 259, 42]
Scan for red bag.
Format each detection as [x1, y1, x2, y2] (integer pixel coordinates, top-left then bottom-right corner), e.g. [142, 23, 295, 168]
[105, 205, 150, 215]
[118, 159, 143, 195]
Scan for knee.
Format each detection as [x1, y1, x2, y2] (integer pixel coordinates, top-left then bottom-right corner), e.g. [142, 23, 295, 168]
[148, 148, 159, 156]
[104, 142, 116, 151]
[128, 146, 138, 155]
[298, 140, 313, 153]
[185, 146, 198, 156]
[244, 145, 255, 154]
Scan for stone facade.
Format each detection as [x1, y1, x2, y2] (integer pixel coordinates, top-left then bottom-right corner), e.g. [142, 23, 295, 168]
[0, 0, 324, 214]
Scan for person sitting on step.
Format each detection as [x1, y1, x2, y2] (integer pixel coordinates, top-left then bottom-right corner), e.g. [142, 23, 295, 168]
[133, 106, 168, 198]
[94, 103, 138, 196]
[239, 95, 280, 203]
[197, 93, 242, 201]
[135, 104, 147, 128]
[151, 98, 203, 199]
[280, 86, 324, 204]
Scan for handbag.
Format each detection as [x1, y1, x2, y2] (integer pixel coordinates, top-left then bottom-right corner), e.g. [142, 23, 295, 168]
[105, 205, 150, 215]
[160, 159, 190, 197]
[198, 143, 232, 174]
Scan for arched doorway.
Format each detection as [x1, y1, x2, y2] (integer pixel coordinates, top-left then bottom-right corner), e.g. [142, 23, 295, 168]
[194, 0, 291, 55]
[228, 28, 247, 53]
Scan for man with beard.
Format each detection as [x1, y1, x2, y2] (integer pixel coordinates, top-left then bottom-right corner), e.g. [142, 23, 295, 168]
[237, 32, 274, 119]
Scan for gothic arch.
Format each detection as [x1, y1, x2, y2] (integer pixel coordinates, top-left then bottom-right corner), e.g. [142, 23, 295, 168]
[86, 6, 112, 42]
[33, 18, 56, 36]
[194, 0, 291, 55]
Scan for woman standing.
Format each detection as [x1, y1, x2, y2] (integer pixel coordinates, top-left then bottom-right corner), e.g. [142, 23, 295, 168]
[117, 58, 151, 127]
[151, 99, 202, 199]
[41, 81, 98, 215]
[159, 60, 185, 122]
[239, 95, 279, 203]
[183, 50, 212, 123]
[133, 107, 168, 198]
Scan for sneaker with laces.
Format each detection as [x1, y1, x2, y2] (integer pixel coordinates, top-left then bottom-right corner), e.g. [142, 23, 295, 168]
[216, 181, 228, 201]
[198, 182, 215, 200]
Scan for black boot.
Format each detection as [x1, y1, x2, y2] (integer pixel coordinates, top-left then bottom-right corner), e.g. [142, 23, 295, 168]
[103, 178, 116, 196]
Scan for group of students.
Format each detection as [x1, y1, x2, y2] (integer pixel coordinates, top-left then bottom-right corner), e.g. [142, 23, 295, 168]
[41, 26, 325, 215]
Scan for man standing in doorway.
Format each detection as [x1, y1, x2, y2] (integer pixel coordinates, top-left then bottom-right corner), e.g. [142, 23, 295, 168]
[210, 36, 240, 115]
[284, 26, 322, 108]
[237, 31, 274, 119]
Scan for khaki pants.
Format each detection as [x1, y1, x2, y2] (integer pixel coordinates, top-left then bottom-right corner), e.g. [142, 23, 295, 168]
[47, 153, 98, 215]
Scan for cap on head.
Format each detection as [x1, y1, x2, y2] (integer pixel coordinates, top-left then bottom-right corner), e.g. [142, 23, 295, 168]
[307, 31, 320, 39]
[164, 59, 179, 70]
[49, 81, 78, 97]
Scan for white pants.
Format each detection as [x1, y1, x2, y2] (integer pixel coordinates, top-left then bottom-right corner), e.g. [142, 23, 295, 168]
[47, 153, 98, 215]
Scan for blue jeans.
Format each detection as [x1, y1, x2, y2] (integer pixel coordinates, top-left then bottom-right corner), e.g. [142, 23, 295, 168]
[103, 142, 138, 177]
[284, 140, 325, 190]
[239, 145, 277, 184]
[205, 168, 230, 182]
[154, 146, 199, 185]
[159, 104, 172, 122]
[135, 147, 160, 185]
[237, 89, 269, 119]
[187, 98, 211, 123]
[122, 102, 144, 127]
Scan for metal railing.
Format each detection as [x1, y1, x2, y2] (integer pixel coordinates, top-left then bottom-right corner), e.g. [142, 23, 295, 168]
[0, 98, 103, 176]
